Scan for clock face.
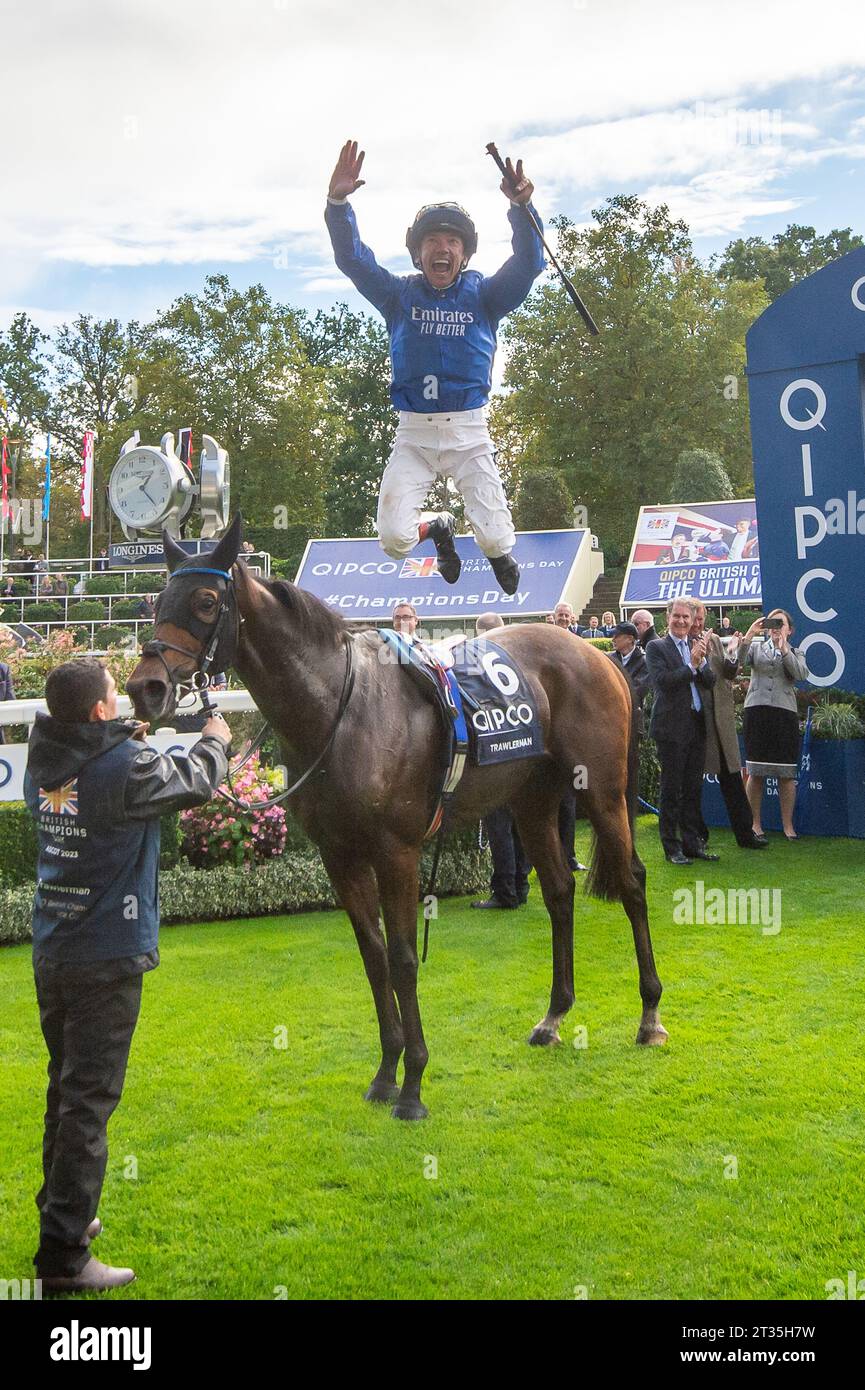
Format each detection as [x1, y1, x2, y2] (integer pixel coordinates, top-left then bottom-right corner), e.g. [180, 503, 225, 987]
[109, 448, 176, 528]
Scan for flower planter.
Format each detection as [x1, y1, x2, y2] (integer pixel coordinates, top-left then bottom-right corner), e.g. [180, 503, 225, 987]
[701, 737, 865, 838]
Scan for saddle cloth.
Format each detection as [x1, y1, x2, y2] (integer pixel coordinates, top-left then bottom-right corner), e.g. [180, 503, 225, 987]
[377, 630, 544, 769]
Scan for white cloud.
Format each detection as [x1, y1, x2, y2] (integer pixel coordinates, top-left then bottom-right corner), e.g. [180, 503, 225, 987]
[1, 0, 864, 306]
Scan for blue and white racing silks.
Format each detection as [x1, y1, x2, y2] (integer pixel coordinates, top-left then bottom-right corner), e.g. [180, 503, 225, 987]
[325, 199, 546, 413]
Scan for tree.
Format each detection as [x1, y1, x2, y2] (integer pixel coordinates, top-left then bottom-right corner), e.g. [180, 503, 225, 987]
[668, 449, 734, 503]
[299, 304, 395, 539]
[48, 315, 142, 538]
[513, 468, 574, 531]
[138, 275, 335, 557]
[716, 224, 864, 302]
[490, 195, 766, 554]
[0, 313, 51, 444]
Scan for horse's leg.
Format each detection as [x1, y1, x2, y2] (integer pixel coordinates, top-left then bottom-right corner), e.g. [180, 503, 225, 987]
[322, 852, 405, 1102]
[512, 797, 576, 1046]
[585, 790, 668, 1046]
[375, 848, 429, 1120]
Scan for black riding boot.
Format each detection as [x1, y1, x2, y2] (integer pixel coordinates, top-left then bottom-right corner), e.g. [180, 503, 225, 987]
[490, 552, 520, 595]
[425, 513, 461, 584]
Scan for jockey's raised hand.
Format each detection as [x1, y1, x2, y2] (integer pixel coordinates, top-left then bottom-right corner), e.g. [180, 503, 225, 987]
[328, 139, 366, 199]
[500, 157, 533, 205]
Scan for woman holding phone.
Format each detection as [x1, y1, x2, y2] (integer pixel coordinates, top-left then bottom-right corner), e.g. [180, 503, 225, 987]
[740, 609, 809, 841]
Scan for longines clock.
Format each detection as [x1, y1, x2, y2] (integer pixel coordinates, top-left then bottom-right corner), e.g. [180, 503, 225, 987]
[108, 433, 195, 540]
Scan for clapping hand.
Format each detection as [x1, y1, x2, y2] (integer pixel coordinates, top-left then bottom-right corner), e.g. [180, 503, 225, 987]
[690, 636, 707, 668]
[328, 139, 366, 199]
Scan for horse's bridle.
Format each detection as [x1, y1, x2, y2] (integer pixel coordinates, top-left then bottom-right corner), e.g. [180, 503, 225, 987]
[142, 562, 355, 811]
[142, 565, 239, 710]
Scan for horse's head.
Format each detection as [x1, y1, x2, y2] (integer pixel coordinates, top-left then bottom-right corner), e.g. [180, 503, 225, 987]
[126, 514, 243, 724]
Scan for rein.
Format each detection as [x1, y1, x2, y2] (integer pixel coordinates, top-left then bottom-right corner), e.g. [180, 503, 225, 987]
[218, 638, 355, 812]
[147, 563, 355, 813]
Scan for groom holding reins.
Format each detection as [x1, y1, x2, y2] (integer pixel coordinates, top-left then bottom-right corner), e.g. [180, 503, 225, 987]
[325, 139, 545, 595]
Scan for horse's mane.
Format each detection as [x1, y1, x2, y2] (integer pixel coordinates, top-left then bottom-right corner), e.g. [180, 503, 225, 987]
[258, 573, 347, 648]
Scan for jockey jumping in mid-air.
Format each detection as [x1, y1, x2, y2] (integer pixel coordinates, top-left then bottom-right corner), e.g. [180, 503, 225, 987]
[325, 139, 545, 595]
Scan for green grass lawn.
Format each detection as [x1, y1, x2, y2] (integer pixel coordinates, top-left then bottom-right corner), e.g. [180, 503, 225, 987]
[1, 819, 863, 1301]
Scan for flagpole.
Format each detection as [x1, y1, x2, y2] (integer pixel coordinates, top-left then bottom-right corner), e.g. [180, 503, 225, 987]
[0, 437, 7, 579]
[44, 432, 51, 566]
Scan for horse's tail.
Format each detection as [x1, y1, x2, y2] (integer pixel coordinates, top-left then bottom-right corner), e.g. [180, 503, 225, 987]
[585, 671, 642, 902]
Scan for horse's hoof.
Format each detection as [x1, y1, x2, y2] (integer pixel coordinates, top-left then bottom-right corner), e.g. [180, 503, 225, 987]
[364, 1081, 401, 1104]
[391, 1099, 429, 1121]
[528, 1025, 561, 1047]
[636, 1024, 669, 1047]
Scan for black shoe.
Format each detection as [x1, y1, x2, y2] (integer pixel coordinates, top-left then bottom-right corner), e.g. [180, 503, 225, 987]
[665, 851, 693, 865]
[489, 552, 520, 595]
[471, 897, 519, 910]
[739, 834, 768, 850]
[689, 848, 720, 862]
[426, 513, 461, 584]
[751, 832, 769, 845]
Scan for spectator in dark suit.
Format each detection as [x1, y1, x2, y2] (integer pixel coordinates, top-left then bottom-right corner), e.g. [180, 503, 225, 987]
[607, 622, 649, 732]
[0, 657, 15, 745]
[645, 597, 718, 865]
[94, 549, 110, 573]
[689, 602, 765, 851]
[632, 610, 658, 649]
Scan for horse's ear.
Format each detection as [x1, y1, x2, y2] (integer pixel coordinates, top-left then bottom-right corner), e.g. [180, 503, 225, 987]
[162, 529, 188, 575]
[208, 513, 243, 574]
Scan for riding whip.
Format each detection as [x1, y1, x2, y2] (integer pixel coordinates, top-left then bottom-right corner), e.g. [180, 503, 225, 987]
[485, 142, 600, 336]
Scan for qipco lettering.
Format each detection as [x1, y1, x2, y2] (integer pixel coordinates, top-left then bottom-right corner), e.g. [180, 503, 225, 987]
[472, 703, 533, 733]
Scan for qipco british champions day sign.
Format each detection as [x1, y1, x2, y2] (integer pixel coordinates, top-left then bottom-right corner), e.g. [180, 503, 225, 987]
[746, 247, 865, 692]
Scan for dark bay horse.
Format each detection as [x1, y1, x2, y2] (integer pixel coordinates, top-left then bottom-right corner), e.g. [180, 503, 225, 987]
[127, 516, 667, 1119]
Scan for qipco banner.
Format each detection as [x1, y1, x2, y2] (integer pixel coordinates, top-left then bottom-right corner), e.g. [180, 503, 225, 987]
[746, 246, 865, 692]
[620, 500, 760, 608]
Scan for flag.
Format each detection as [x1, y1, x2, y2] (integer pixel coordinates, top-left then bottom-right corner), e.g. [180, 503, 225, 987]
[39, 780, 79, 815]
[43, 433, 51, 522]
[80, 430, 95, 520]
[1, 437, 9, 524]
[400, 556, 439, 579]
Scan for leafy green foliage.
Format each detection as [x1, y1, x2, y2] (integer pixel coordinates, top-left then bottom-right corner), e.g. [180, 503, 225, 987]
[513, 467, 574, 531]
[0, 803, 38, 886]
[716, 223, 864, 302]
[491, 195, 766, 554]
[300, 304, 395, 540]
[669, 448, 734, 502]
[809, 702, 865, 741]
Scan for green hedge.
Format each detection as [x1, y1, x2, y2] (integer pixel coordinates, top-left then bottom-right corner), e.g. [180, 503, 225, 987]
[0, 835, 488, 944]
[66, 600, 108, 622]
[93, 626, 135, 648]
[112, 598, 146, 619]
[0, 804, 39, 887]
[85, 576, 127, 595]
[20, 601, 63, 623]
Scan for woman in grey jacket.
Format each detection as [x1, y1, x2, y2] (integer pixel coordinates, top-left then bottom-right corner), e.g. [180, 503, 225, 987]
[740, 609, 809, 841]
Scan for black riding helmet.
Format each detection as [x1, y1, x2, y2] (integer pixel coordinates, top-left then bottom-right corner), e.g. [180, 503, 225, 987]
[405, 203, 478, 270]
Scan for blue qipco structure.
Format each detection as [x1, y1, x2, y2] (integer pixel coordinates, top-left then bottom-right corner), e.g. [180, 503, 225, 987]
[746, 246, 865, 694]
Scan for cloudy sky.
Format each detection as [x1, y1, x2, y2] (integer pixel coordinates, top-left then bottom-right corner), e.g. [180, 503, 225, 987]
[2, 0, 864, 334]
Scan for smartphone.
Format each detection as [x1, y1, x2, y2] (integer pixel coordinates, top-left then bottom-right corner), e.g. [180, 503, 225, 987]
[761, 617, 784, 629]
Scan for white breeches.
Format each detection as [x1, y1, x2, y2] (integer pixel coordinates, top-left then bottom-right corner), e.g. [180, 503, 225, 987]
[376, 408, 516, 560]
